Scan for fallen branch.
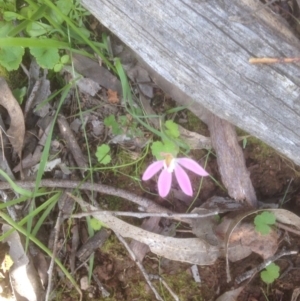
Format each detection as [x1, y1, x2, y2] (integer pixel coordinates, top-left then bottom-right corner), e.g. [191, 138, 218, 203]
[69, 210, 218, 219]
[235, 248, 297, 284]
[0, 179, 180, 218]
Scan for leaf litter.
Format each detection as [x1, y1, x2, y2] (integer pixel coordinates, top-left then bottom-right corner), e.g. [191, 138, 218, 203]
[1, 25, 300, 301]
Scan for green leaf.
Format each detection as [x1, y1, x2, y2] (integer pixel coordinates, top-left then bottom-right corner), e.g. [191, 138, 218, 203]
[0, 46, 24, 71]
[53, 63, 63, 72]
[13, 86, 27, 104]
[104, 115, 122, 135]
[0, 0, 16, 12]
[0, 169, 32, 197]
[20, 5, 36, 18]
[243, 137, 247, 149]
[60, 54, 69, 64]
[261, 263, 280, 284]
[165, 120, 180, 138]
[90, 218, 106, 231]
[255, 223, 271, 235]
[254, 211, 276, 235]
[76, 26, 90, 38]
[0, 21, 14, 37]
[3, 11, 24, 21]
[96, 144, 111, 165]
[151, 140, 178, 160]
[119, 115, 128, 126]
[26, 21, 53, 37]
[30, 47, 60, 69]
[56, 0, 73, 15]
[165, 105, 187, 114]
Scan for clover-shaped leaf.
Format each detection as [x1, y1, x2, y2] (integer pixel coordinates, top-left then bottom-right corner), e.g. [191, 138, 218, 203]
[254, 211, 276, 235]
[261, 263, 280, 284]
[104, 115, 122, 135]
[0, 46, 24, 71]
[30, 47, 60, 69]
[96, 144, 111, 165]
[151, 140, 178, 160]
[165, 120, 180, 138]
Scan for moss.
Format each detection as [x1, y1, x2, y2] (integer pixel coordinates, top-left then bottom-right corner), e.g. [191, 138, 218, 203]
[163, 270, 203, 301]
[185, 110, 207, 133]
[100, 195, 124, 211]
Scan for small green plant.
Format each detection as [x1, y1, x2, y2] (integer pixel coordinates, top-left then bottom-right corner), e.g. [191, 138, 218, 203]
[104, 115, 122, 135]
[150, 120, 182, 160]
[165, 119, 180, 138]
[96, 144, 111, 165]
[90, 218, 106, 231]
[104, 114, 144, 138]
[261, 263, 280, 284]
[53, 54, 70, 72]
[254, 211, 276, 235]
[0, 0, 108, 72]
[13, 86, 27, 104]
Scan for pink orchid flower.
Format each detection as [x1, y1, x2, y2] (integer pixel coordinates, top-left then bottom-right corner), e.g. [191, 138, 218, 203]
[142, 154, 209, 197]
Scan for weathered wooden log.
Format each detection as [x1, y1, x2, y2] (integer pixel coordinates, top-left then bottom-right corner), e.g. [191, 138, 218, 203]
[207, 113, 257, 207]
[81, 0, 300, 165]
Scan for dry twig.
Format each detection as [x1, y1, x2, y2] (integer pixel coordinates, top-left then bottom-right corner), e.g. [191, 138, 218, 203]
[45, 204, 64, 301]
[69, 210, 218, 219]
[116, 232, 164, 301]
[0, 179, 191, 223]
[235, 248, 297, 284]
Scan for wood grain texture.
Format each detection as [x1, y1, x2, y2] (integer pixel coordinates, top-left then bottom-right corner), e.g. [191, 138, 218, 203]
[81, 0, 300, 165]
[208, 114, 257, 207]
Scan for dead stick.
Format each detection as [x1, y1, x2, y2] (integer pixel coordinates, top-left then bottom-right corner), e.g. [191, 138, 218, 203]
[235, 249, 297, 284]
[249, 57, 300, 64]
[57, 115, 88, 176]
[0, 179, 190, 223]
[45, 204, 64, 301]
[116, 233, 164, 301]
[69, 210, 218, 219]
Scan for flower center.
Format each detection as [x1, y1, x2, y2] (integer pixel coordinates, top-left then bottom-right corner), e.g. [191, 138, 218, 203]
[162, 153, 176, 173]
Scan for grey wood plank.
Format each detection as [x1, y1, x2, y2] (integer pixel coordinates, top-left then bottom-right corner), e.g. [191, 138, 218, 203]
[81, 0, 300, 165]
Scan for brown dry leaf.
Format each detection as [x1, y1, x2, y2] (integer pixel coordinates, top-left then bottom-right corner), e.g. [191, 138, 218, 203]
[229, 222, 278, 259]
[269, 208, 300, 228]
[0, 77, 25, 157]
[291, 287, 300, 301]
[224, 209, 266, 282]
[107, 89, 119, 104]
[129, 217, 161, 262]
[2, 224, 45, 300]
[72, 195, 219, 265]
[72, 53, 122, 95]
[215, 286, 244, 301]
[223, 208, 298, 282]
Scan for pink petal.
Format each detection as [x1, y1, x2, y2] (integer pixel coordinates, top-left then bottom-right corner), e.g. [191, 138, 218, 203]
[142, 160, 164, 180]
[158, 169, 172, 197]
[177, 158, 209, 176]
[174, 164, 193, 196]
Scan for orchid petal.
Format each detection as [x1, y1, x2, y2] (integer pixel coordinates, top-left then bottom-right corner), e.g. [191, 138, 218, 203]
[142, 160, 164, 181]
[158, 169, 172, 197]
[177, 158, 209, 176]
[174, 164, 193, 196]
